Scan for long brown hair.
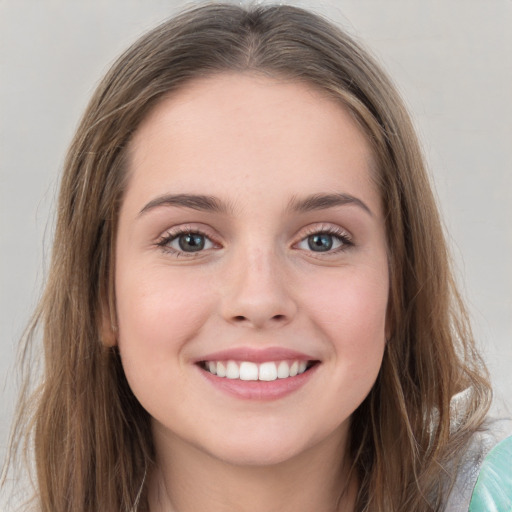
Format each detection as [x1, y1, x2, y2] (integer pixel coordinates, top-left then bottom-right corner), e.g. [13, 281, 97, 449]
[3, 3, 491, 511]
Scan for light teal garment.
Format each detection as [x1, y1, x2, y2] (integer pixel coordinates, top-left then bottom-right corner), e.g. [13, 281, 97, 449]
[469, 435, 512, 512]
[442, 389, 512, 512]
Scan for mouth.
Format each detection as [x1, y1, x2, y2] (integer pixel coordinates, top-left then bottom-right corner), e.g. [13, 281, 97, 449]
[194, 347, 320, 400]
[198, 359, 319, 381]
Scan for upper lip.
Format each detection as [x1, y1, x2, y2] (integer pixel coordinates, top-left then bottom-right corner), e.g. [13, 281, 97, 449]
[194, 346, 317, 363]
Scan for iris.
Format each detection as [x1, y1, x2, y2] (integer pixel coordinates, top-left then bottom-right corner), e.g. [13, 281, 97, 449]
[179, 233, 205, 252]
[308, 234, 333, 252]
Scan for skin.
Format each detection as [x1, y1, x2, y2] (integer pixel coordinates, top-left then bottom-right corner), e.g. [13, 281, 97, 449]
[113, 73, 389, 512]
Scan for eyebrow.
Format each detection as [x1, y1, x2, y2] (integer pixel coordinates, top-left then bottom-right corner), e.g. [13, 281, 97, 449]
[139, 194, 231, 216]
[287, 193, 373, 216]
[138, 192, 372, 217]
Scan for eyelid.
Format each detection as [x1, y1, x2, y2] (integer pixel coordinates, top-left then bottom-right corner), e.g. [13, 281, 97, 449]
[155, 223, 222, 256]
[292, 223, 354, 252]
[154, 222, 353, 257]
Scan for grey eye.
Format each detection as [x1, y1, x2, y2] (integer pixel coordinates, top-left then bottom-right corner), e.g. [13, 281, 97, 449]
[307, 234, 334, 252]
[178, 233, 205, 252]
[167, 232, 214, 252]
[296, 232, 346, 253]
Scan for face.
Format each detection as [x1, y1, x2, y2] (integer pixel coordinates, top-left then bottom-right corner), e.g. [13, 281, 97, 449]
[114, 73, 389, 467]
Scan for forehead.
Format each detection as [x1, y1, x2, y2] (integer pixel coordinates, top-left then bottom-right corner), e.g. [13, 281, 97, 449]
[125, 72, 381, 215]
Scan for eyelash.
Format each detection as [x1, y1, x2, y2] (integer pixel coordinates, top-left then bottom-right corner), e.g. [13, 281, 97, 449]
[155, 224, 353, 257]
[294, 225, 353, 255]
[156, 225, 218, 257]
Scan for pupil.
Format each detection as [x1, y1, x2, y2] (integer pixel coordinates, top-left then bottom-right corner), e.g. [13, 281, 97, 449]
[308, 234, 333, 252]
[179, 233, 205, 252]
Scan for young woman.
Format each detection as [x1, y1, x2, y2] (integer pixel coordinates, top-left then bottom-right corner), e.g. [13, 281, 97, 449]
[3, 3, 511, 511]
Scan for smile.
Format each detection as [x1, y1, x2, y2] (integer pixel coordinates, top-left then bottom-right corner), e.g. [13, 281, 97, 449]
[201, 359, 313, 381]
[195, 347, 320, 400]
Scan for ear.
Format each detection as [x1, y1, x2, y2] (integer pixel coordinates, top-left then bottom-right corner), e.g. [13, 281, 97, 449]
[99, 301, 117, 347]
[385, 301, 394, 343]
[385, 324, 393, 344]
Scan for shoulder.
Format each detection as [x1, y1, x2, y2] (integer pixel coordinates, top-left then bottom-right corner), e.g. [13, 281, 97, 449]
[443, 403, 512, 512]
[468, 430, 512, 512]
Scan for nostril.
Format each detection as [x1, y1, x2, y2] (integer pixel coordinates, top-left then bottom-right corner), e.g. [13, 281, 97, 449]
[227, 311, 292, 327]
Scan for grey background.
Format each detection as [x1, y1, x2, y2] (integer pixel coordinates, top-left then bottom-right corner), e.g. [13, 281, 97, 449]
[1, 0, 511, 480]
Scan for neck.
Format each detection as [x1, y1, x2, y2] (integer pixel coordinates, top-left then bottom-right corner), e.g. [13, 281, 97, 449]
[148, 425, 357, 512]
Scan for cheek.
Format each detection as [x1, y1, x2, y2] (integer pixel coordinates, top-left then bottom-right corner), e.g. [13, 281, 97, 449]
[114, 264, 218, 422]
[115, 264, 214, 367]
[305, 265, 388, 373]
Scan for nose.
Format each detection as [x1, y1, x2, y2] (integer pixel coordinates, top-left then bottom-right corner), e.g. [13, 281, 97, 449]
[219, 248, 297, 329]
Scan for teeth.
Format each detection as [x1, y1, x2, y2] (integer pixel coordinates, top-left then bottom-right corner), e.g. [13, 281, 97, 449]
[226, 360, 240, 379]
[277, 361, 289, 379]
[239, 362, 259, 380]
[259, 362, 277, 381]
[217, 361, 226, 378]
[203, 359, 311, 381]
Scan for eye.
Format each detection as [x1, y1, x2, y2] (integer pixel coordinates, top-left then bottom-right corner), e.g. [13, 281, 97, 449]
[157, 230, 216, 254]
[309, 233, 337, 251]
[295, 227, 352, 253]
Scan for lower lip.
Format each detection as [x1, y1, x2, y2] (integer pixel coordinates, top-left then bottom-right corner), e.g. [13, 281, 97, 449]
[197, 363, 319, 400]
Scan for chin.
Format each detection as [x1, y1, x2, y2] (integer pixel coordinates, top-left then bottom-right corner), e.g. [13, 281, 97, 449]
[198, 422, 333, 468]
[209, 440, 307, 467]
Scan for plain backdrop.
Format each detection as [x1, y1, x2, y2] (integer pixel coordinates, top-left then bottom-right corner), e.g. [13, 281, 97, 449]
[1, 0, 511, 479]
